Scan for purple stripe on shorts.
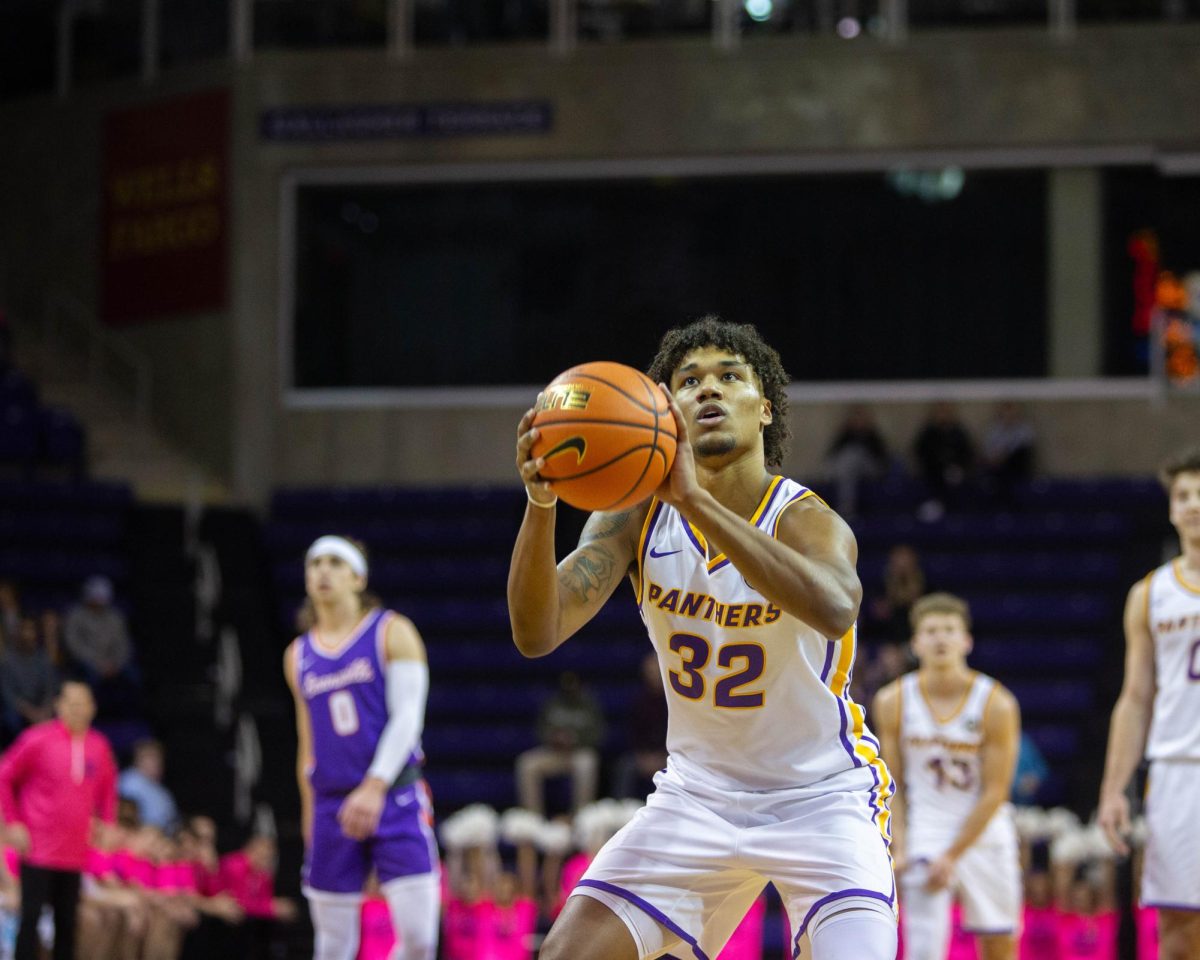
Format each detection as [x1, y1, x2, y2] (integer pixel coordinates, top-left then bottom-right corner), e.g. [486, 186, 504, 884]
[819, 640, 836, 685]
[835, 697, 862, 768]
[576, 879, 710, 960]
[866, 758, 882, 829]
[792, 887, 896, 957]
[1142, 901, 1200, 913]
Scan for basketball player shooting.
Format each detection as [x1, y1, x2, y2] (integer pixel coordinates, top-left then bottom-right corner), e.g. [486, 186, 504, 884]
[509, 317, 897, 960]
[1098, 449, 1200, 960]
[871, 593, 1022, 960]
[284, 536, 441, 960]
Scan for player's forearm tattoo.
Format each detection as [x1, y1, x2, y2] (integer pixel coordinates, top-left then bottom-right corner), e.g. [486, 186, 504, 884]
[580, 509, 632, 545]
[562, 545, 617, 603]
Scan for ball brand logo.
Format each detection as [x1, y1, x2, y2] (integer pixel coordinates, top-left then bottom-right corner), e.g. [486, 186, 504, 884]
[539, 385, 591, 411]
[544, 436, 587, 463]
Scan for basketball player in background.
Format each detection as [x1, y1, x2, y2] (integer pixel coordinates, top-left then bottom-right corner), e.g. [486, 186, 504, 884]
[509, 316, 897, 960]
[1099, 449, 1200, 960]
[872, 592, 1022, 960]
[283, 536, 440, 960]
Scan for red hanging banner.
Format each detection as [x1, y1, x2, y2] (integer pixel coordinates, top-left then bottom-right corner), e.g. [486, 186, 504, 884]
[100, 88, 230, 326]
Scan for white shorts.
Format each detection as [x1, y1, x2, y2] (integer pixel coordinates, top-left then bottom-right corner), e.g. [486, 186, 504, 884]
[572, 762, 896, 960]
[1143, 759, 1200, 911]
[900, 830, 1021, 959]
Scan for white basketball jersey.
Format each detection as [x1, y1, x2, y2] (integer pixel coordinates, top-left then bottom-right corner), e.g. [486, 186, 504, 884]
[635, 476, 891, 801]
[1145, 559, 1200, 761]
[900, 671, 1014, 857]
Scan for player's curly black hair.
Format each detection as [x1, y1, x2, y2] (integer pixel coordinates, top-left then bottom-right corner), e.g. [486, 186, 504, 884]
[647, 315, 791, 467]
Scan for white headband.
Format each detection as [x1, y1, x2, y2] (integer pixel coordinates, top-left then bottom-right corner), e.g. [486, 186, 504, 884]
[306, 536, 368, 577]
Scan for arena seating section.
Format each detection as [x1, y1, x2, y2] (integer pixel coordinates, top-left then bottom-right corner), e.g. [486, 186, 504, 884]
[0, 368, 85, 478]
[266, 475, 1169, 816]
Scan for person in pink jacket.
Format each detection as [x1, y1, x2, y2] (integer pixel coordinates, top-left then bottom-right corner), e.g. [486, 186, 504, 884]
[0, 680, 116, 960]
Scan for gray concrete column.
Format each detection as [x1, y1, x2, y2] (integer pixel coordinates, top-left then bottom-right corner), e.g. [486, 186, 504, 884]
[1048, 167, 1102, 377]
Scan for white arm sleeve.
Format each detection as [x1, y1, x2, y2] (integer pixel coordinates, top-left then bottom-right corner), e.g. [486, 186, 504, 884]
[366, 660, 428, 786]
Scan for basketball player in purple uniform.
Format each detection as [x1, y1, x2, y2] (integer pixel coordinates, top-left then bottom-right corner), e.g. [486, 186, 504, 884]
[284, 535, 440, 960]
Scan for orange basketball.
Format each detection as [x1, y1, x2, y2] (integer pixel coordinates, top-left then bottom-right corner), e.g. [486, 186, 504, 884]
[531, 361, 678, 512]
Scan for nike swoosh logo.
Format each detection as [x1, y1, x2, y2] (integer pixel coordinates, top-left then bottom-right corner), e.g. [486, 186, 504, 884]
[396, 794, 415, 807]
[649, 547, 682, 558]
[544, 436, 586, 463]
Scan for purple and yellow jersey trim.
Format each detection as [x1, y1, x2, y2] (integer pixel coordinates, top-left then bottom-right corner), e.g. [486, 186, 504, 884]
[636, 499, 668, 606]
[822, 624, 894, 850]
[770, 487, 825, 538]
[675, 476, 793, 573]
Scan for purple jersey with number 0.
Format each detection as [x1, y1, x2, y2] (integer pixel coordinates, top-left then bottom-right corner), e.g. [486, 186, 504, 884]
[297, 608, 421, 795]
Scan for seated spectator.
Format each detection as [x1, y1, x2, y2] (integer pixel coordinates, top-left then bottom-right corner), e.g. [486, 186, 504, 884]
[515, 672, 605, 816]
[217, 832, 297, 960]
[118, 739, 180, 833]
[38, 608, 63, 670]
[1012, 731, 1049, 806]
[982, 401, 1036, 505]
[180, 815, 221, 897]
[178, 817, 246, 960]
[0, 616, 57, 740]
[0, 580, 20, 647]
[913, 401, 975, 520]
[823, 404, 890, 518]
[612, 653, 667, 801]
[866, 543, 927, 643]
[63, 575, 140, 718]
[81, 820, 151, 960]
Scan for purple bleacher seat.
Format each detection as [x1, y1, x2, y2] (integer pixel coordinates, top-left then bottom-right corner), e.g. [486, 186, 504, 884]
[0, 549, 127, 583]
[0, 370, 36, 410]
[853, 511, 1131, 545]
[1026, 725, 1080, 759]
[1009, 680, 1095, 715]
[38, 407, 84, 467]
[0, 479, 130, 508]
[422, 768, 514, 812]
[421, 723, 538, 761]
[0, 405, 37, 463]
[964, 593, 1112, 628]
[859, 551, 1122, 588]
[426, 682, 541, 721]
[969, 637, 1102, 673]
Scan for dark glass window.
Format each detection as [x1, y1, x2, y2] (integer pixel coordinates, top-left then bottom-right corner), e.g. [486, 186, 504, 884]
[292, 170, 1048, 388]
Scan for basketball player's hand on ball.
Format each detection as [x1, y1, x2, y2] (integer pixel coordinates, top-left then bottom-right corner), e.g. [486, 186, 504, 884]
[1097, 791, 1131, 856]
[654, 386, 699, 509]
[338, 779, 387, 840]
[516, 400, 556, 507]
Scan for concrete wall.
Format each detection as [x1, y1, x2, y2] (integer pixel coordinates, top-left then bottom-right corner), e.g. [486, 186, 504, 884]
[3, 26, 1199, 502]
[0, 63, 234, 475]
[274, 389, 1200, 492]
